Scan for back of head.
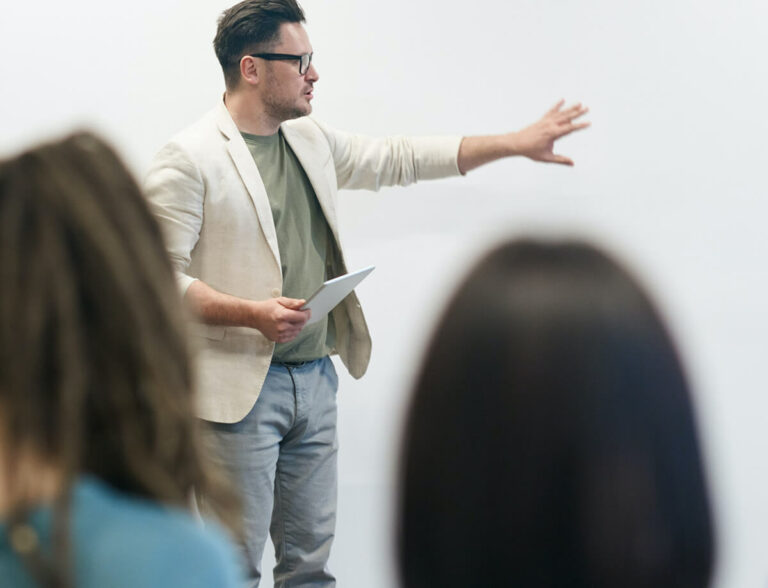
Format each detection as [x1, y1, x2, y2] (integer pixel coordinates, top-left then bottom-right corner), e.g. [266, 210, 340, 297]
[0, 132, 235, 522]
[398, 239, 714, 588]
[214, 0, 306, 90]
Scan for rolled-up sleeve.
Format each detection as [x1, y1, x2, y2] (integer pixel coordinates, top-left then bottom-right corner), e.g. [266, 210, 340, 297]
[144, 142, 204, 295]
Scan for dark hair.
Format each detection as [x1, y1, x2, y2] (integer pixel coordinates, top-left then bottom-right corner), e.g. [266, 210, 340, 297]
[0, 132, 240, 586]
[398, 239, 714, 588]
[214, 0, 305, 90]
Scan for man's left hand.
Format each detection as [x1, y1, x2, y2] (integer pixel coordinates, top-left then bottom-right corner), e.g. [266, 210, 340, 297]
[508, 99, 590, 166]
[457, 99, 590, 173]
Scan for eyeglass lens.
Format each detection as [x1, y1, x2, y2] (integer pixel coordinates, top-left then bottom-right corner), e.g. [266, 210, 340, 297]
[300, 54, 311, 75]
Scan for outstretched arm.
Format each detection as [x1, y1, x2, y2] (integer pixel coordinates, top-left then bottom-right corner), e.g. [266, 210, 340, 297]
[457, 100, 590, 174]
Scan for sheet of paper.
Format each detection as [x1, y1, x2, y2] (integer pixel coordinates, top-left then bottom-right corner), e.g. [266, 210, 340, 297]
[301, 266, 375, 325]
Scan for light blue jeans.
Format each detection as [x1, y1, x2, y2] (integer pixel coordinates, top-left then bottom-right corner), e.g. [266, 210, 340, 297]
[206, 356, 338, 588]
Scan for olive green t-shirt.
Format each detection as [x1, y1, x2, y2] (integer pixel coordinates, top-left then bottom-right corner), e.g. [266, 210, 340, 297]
[242, 130, 336, 361]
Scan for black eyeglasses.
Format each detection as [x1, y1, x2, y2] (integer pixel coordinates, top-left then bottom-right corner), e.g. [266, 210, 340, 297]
[250, 52, 313, 75]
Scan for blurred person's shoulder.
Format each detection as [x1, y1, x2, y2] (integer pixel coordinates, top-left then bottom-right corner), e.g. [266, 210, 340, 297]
[73, 476, 243, 587]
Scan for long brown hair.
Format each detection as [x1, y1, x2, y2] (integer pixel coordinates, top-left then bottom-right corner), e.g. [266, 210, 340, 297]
[0, 132, 240, 586]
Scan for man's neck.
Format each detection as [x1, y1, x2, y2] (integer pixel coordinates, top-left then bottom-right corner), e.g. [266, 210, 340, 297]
[224, 91, 281, 136]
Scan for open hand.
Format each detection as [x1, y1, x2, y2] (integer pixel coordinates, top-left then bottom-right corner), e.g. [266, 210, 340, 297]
[511, 99, 590, 166]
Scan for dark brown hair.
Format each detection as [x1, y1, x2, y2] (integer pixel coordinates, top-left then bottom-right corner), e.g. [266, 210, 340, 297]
[398, 239, 714, 588]
[214, 0, 305, 90]
[0, 132, 240, 586]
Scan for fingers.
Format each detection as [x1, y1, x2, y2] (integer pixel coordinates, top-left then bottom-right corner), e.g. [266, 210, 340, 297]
[555, 104, 588, 124]
[255, 298, 313, 342]
[550, 103, 590, 142]
[555, 120, 591, 138]
[547, 98, 566, 114]
[563, 103, 587, 115]
[284, 311, 310, 326]
[273, 310, 310, 342]
[270, 298, 311, 342]
[542, 101, 590, 142]
[547, 101, 588, 122]
[547, 99, 587, 117]
[276, 328, 303, 343]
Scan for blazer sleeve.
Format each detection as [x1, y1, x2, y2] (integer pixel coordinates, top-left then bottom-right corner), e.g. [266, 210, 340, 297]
[308, 119, 464, 191]
[144, 142, 204, 295]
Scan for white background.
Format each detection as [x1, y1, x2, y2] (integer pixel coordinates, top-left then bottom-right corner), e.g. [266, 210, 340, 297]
[2, 1, 767, 585]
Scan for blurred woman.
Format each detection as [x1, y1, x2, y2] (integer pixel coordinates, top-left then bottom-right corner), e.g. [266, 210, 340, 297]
[0, 132, 242, 587]
[398, 239, 714, 587]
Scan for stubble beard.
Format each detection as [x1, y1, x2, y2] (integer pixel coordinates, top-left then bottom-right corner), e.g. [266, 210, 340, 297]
[263, 91, 311, 123]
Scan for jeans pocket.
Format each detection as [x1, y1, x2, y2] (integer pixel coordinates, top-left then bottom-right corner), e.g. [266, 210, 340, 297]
[323, 356, 339, 393]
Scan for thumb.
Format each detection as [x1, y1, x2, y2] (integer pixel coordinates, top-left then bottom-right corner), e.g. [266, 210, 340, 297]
[277, 297, 307, 309]
[546, 153, 574, 166]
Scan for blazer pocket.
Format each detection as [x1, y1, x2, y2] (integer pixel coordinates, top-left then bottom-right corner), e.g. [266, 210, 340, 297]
[190, 323, 227, 341]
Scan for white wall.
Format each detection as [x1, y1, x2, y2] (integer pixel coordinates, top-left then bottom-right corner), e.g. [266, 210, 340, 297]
[2, 1, 767, 586]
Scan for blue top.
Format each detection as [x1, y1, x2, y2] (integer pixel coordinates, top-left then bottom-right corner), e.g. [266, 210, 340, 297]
[0, 476, 243, 587]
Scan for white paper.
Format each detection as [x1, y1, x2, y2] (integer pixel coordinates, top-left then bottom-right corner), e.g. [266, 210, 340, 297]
[301, 266, 375, 325]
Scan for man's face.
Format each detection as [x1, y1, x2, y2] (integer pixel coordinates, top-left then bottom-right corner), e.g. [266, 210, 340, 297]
[259, 22, 319, 123]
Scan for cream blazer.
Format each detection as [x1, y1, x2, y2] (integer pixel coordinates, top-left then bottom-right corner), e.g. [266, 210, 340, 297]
[145, 101, 462, 423]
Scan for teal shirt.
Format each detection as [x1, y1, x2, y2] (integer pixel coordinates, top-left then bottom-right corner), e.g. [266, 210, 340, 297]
[242, 130, 337, 362]
[0, 477, 243, 587]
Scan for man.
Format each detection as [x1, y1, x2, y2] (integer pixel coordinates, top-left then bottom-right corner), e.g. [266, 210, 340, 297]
[145, 1, 589, 586]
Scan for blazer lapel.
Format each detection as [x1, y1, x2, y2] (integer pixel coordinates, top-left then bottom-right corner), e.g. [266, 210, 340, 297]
[215, 102, 281, 269]
[280, 123, 342, 248]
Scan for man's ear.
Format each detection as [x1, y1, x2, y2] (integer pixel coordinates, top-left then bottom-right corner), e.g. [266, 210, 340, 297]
[240, 55, 260, 86]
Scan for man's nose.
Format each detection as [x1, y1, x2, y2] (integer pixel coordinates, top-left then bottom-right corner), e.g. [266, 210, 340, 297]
[305, 62, 319, 82]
